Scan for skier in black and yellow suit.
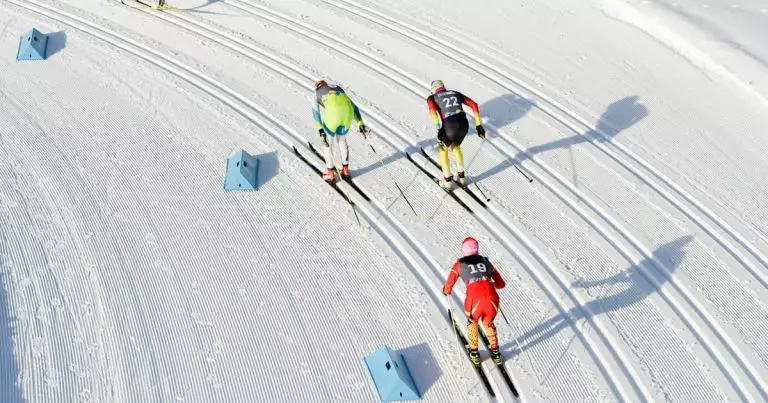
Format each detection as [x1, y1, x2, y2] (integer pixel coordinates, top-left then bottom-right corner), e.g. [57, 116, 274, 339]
[426, 80, 486, 189]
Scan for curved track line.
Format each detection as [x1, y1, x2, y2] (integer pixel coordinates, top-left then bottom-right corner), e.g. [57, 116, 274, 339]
[317, 0, 768, 396]
[175, 3, 655, 399]
[9, 0, 510, 397]
[324, 0, 768, 290]
[213, 0, 767, 398]
[138, 7, 616, 398]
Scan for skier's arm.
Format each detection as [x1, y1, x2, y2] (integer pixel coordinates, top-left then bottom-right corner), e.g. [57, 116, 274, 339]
[351, 102, 364, 125]
[462, 95, 483, 126]
[312, 106, 324, 130]
[426, 96, 442, 129]
[490, 263, 506, 289]
[442, 262, 461, 295]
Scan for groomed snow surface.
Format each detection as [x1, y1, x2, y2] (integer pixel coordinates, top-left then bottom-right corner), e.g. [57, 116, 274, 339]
[1, 0, 767, 402]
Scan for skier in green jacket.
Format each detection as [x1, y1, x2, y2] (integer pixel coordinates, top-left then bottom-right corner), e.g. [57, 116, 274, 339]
[312, 80, 369, 182]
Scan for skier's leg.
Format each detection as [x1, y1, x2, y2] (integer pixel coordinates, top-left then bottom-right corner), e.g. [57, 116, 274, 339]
[338, 133, 349, 165]
[451, 144, 465, 172]
[322, 129, 335, 170]
[438, 141, 452, 179]
[465, 296, 482, 350]
[467, 320, 480, 350]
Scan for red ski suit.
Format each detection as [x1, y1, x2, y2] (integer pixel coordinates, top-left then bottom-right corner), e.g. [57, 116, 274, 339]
[442, 257, 506, 325]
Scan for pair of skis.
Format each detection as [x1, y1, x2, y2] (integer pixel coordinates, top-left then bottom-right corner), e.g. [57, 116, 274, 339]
[120, 0, 179, 11]
[296, 139, 518, 397]
[406, 147, 491, 213]
[448, 306, 520, 398]
[292, 142, 370, 228]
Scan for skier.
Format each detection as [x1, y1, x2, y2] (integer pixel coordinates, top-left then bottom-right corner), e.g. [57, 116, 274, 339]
[313, 80, 369, 183]
[443, 237, 505, 365]
[426, 80, 486, 189]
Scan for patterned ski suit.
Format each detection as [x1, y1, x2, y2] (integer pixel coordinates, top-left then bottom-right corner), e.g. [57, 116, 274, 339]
[313, 83, 365, 170]
[443, 254, 506, 350]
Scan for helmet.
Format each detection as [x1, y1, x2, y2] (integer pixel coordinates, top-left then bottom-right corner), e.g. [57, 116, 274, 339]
[461, 237, 479, 256]
[430, 79, 446, 94]
[314, 79, 328, 89]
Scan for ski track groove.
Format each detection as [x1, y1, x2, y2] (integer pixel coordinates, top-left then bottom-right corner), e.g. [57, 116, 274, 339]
[113, 1, 603, 399]
[154, 3, 629, 400]
[7, 0, 490, 399]
[322, 0, 768, 285]
[10, 0, 764, 400]
[199, 0, 751, 400]
[310, 0, 768, 398]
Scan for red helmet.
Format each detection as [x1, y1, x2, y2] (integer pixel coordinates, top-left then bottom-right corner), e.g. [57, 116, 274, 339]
[314, 79, 328, 89]
[462, 237, 479, 256]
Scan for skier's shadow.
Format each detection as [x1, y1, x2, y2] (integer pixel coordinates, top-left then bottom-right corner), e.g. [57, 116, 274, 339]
[474, 96, 648, 182]
[482, 93, 534, 130]
[502, 236, 693, 371]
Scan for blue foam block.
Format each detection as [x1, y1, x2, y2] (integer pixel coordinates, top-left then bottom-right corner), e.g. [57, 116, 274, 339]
[364, 346, 421, 402]
[17, 28, 48, 61]
[224, 150, 259, 191]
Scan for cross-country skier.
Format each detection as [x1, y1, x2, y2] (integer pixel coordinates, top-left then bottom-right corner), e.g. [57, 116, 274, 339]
[443, 237, 505, 365]
[426, 80, 486, 189]
[313, 80, 370, 183]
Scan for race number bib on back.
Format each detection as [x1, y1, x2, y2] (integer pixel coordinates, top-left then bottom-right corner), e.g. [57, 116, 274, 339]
[434, 91, 464, 117]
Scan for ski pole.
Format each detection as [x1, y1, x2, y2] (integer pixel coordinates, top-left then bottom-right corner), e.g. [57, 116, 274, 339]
[498, 305, 539, 385]
[367, 140, 419, 217]
[323, 139, 364, 230]
[514, 163, 534, 183]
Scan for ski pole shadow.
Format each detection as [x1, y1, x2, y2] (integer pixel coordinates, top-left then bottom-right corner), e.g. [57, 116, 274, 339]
[0, 259, 22, 403]
[398, 343, 441, 396]
[502, 235, 693, 370]
[474, 96, 648, 183]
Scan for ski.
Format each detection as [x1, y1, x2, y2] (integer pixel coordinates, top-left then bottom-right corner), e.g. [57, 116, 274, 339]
[120, 0, 180, 11]
[419, 148, 489, 208]
[405, 153, 474, 213]
[291, 146, 362, 226]
[307, 142, 371, 202]
[449, 308, 495, 397]
[479, 328, 520, 397]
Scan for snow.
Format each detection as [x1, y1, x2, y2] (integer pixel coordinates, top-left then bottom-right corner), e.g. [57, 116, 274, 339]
[1, 0, 767, 401]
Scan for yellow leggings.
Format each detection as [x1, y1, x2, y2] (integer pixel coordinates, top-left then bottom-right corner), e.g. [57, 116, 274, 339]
[438, 142, 464, 179]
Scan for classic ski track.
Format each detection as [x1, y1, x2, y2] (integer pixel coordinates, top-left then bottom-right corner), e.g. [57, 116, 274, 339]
[323, 0, 768, 282]
[9, 0, 758, 400]
[191, 0, 764, 400]
[196, 2, 641, 400]
[295, 0, 768, 398]
[7, 0, 503, 399]
[134, 4, 644, 400]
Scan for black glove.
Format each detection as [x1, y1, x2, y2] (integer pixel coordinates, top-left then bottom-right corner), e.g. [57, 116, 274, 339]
[437, 127, 446, 140]
[319, 128, 328, 146]
[476, 125, 486, 139]
[359, 124, 370, 138]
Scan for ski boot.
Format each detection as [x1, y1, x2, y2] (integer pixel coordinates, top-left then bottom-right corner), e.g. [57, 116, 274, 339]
[490, 346, 503, 365]
[341, 164, 351, 180]
[456, 171, 466, 187]
[442, 176, 454, 190]
[468, 348, 481, 366]
[322, 169, 335, 183]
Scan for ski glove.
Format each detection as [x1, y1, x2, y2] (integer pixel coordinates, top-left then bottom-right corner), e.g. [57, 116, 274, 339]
[476, 125, 486, 139]
[319, 128, 328, 146]
[359, 124, 370, 138]
[438, 127, 446, 139]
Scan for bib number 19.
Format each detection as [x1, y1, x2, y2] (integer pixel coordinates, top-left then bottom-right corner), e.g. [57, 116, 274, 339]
[468, 263, 487, 274]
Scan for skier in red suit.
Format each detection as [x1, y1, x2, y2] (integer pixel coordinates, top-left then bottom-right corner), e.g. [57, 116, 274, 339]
[443, 237, 506, 365]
